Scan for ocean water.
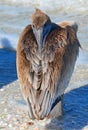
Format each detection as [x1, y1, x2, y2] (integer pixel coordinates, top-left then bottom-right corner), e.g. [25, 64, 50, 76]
[0, 0, 88, 86]
[0, 0, 88, 50]
[0, 1, 88, 129]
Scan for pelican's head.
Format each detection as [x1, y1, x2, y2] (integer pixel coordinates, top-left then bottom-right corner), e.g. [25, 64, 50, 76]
[32, 9, 51, 53]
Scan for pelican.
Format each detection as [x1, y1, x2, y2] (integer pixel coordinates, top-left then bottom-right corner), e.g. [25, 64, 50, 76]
[16, 9, 80, 120]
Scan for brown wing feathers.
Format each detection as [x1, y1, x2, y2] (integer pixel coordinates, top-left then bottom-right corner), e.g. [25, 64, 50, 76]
[17, 10, 80, 119]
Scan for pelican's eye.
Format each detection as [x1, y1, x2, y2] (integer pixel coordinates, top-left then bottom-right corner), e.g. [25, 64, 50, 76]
[32, 24, 35, 28]
[44, 23, 47, 27]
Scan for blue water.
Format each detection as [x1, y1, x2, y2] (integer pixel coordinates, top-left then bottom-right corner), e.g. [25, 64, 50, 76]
[0, 49, 17, 88]
[63, 85, 88, 130]
[0, 1, 88, 88]
[0, 0, 88, 51]
[45, 85, 88, 130]
[0, 1, 88, 129]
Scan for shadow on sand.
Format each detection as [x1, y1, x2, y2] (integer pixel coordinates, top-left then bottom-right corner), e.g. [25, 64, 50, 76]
[45, 84, 88, 130]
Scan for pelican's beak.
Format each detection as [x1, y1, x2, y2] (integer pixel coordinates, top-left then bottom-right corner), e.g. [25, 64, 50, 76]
[32, 27, 43, 53]
[32, 23, 58, 53]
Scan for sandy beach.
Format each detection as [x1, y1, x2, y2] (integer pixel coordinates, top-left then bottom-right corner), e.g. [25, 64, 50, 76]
[0, 1, 88, 130]
[0, 63, 88, 130]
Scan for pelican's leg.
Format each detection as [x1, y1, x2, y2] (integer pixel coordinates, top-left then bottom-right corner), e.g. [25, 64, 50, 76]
[58, 94, 64, 119]
[48, 94, 64, 119]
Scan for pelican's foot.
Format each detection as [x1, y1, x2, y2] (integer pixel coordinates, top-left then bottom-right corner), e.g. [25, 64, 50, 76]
[49, 95, 64, 119]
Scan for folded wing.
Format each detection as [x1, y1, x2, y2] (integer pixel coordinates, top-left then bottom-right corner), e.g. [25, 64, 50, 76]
[17, 22, 80, 119]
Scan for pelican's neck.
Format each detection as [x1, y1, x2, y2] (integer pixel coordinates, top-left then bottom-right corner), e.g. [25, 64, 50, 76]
[42, 22, 59, 45]
[32, 23, 59, 54]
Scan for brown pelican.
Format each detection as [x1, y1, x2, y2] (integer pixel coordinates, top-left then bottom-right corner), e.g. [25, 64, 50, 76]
[16, 9, 80, 120]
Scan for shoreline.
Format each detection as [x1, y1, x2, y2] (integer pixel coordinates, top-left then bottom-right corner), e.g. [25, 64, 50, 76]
[0, 64, 88, 129]
[0, 1, 88, 129]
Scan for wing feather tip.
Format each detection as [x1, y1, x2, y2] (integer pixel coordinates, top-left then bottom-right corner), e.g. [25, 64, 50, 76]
[58, 21, 78, 32]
